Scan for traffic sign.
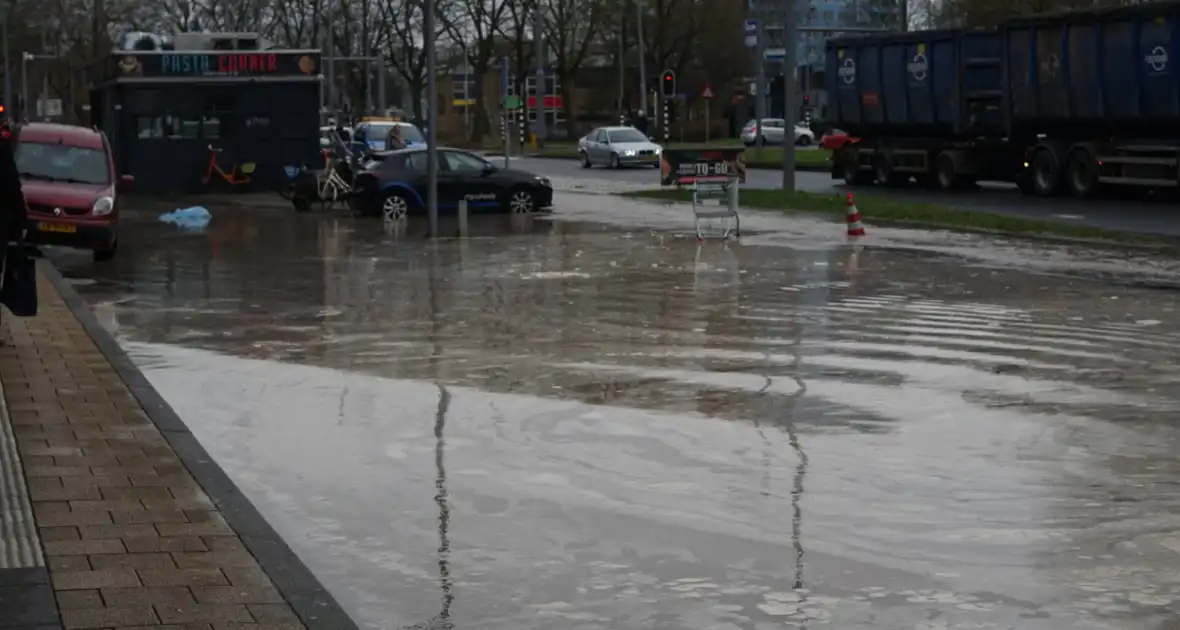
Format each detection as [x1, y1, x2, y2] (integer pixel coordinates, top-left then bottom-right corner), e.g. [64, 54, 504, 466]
[744, 19, 758, 48]
[37, 99, 62, 118]
[702, 85, 714, 99]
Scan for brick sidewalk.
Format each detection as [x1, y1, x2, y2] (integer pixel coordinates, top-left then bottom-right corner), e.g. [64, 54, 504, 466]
[0, 267, 348, 630]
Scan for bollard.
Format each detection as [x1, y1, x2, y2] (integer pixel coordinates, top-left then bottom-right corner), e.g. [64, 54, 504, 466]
[727, 178, 741, 237]
[663, 99, 670, 145]
[518, 109, 526, 155]
[458, 199, 469, 237]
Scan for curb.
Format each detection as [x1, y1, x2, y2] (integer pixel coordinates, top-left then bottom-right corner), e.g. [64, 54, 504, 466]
[40, 262, 360, 630]
[483, 151, 831, 172]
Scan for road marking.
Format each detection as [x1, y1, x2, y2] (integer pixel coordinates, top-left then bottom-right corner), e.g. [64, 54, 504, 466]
[1053, 214, 1085, 220]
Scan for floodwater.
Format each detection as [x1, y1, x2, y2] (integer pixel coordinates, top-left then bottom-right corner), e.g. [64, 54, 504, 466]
[54, 197, 1180, 630]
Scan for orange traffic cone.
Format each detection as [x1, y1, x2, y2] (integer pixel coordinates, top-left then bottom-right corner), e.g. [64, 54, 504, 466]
[845, 192, 866, 237]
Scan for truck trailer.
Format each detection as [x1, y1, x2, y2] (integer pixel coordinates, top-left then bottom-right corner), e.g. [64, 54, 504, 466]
[825, 0, 1180, 199]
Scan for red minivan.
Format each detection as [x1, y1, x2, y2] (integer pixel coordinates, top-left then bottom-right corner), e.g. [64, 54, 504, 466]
[16, 123, 132, 261]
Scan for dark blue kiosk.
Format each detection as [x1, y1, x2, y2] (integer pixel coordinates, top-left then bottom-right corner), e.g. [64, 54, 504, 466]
[84, 34, 322, 195]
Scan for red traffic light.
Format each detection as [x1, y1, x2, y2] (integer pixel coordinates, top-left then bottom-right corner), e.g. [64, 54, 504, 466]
[660, 70, 676, 97]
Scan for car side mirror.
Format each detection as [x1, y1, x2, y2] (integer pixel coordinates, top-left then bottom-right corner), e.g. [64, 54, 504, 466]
[482, 163, 496, 174]
[117, 174, 134, 192]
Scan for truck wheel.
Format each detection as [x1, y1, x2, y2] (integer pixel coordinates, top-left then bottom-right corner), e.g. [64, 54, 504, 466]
[874, 157, 901, 187]
[842, 150, 870, 186]
[935, 152, 959, 191]
[1065, 149, 1098, 199]
[1031, 149, 1062, 197]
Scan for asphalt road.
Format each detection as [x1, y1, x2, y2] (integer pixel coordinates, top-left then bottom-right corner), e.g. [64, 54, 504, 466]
[507, 156, 1180, 237]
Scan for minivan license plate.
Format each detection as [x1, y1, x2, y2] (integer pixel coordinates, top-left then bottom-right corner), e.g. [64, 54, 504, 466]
[39, 222, 77, 234]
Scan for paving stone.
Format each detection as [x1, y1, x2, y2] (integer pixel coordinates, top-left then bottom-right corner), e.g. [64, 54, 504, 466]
[44, 538, 127, 556]
[52, 569, 141, 590]
[137, 568, 229, 588]
[173, 551, 260, 570]
[245, 604, 301, 622]
[155, 603, 254, 624]
[55, 589, 103, 610]
[90, 553, 178, 570]
[124, 537, 209, 553]
[48, 555, 92, 572]
[190, 585, 284, 605]
[60, 605, 159, 629]
[101, 586, 197, 608]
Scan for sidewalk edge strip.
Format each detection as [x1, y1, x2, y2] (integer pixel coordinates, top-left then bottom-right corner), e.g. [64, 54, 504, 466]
[39, 261, 360, 630]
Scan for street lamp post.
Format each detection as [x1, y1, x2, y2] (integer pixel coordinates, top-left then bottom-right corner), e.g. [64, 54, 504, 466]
[424, 0, 439, 236]
[781, 0, 798, 192]
[635, 0, 647, 116]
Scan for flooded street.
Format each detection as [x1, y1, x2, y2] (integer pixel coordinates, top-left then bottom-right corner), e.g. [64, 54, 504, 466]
[50, 196, 1180, 629]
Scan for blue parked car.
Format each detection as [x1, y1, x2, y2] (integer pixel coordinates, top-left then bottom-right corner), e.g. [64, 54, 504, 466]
[349, 120, 426, 155]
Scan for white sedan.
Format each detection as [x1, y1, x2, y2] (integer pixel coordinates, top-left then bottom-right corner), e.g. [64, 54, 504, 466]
[740, 119, 815, 146]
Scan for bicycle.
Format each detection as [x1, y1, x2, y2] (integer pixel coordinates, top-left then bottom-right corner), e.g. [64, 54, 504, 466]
[280, 150, 354, 213]
[203, 145, 255, 186]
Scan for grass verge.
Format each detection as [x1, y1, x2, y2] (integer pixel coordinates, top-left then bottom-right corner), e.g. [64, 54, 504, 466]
[619, 188, 1160, 244]
[517, 143, 831, 171]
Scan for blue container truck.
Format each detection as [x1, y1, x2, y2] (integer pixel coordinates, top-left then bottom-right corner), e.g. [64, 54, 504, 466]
[825, 0, 1180, 199]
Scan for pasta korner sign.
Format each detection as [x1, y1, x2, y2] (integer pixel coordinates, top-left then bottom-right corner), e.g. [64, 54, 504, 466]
[116, 52, 319, 78]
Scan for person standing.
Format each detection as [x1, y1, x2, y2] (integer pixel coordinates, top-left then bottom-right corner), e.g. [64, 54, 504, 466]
[386, 125, 407, 151]
[0, 119, 29, 335]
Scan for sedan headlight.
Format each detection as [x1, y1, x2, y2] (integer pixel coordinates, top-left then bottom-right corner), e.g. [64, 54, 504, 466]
[92, 196, 114, 216]
[535, 176, 551, 187]
[623, 149, 636, 156]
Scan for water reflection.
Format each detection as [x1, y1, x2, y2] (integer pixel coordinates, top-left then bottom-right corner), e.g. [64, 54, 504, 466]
[54, 205, 1180, 629]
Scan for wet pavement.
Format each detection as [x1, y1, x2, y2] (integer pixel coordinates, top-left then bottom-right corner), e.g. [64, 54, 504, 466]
[46, 195, 1180, 629]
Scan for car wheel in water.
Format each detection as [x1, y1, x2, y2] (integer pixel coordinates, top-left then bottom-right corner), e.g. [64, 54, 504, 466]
[93, 238, 117, 263]
[507, 188, 536, 214]
[381, 191, 410, 222]
[609, 153, 620, 169]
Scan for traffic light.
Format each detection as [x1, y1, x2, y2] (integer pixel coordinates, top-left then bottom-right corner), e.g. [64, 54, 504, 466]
[660, 70, 676, 98]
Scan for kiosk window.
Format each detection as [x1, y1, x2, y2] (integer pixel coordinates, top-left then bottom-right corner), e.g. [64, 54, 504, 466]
[137, 114, 200, 139]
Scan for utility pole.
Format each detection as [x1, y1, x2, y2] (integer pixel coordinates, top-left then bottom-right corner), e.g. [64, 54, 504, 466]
[326, 2, 335, 117]
[617, 4, 626, 124]
[781, 0, 798, 192]
[635, 0, 647, 116]
[94, 0, 104, 57]
[754, 19, 765, 149]
[425, 0, 439, 236]
[533, 7, 546, 146]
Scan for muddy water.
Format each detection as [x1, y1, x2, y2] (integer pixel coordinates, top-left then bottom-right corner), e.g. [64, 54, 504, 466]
[57, 202, 1180, 629]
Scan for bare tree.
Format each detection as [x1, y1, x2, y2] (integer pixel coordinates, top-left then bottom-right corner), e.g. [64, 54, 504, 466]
[500, 0, 537, 128]
[440, 0, 510, 142]
[379, 0, 450, 120]
[544, 0, 604, 139]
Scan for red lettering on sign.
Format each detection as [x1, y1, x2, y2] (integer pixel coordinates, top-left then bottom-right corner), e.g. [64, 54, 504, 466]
[217, 53, 280, 75]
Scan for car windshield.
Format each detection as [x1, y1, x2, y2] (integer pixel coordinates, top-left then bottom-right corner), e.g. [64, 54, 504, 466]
[372, 124, 425, 143]
[608, 129, 648, 143]
[16, 142, 110, 185]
